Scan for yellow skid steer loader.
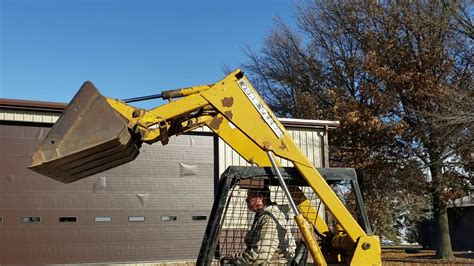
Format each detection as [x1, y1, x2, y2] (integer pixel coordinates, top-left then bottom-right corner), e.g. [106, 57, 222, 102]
[29, 69, 381, 265]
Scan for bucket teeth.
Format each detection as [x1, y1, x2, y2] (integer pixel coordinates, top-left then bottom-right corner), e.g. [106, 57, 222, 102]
[29, 81, 142, 183]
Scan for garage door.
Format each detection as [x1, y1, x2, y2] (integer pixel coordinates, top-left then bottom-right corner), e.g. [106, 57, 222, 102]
[0, 123, 215, 264]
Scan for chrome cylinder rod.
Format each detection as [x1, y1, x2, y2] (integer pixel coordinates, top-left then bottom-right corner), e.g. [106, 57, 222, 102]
[266, 151, 300, 216]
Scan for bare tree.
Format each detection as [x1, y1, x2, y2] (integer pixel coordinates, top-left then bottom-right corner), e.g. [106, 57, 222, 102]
[245, 0, 472, 259]
[442, 0, 474, 39]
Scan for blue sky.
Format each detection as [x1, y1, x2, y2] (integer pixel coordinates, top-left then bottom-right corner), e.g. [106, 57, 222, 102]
[0, 0, 296, 108]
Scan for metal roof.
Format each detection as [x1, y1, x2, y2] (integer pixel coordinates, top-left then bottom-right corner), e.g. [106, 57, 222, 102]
[0, 98, 66, 112]
[278, 117, 340, 129]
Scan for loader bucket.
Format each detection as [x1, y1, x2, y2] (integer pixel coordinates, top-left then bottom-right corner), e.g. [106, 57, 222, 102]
[29, 81, 142, 183]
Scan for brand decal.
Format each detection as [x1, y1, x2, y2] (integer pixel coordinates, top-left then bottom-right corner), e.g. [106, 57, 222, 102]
[237, 80, 284, 138]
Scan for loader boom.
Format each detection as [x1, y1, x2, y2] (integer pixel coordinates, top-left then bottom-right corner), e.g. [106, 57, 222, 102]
[29, 69, 381, 265]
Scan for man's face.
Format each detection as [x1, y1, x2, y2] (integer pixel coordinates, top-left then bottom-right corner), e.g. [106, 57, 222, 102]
[246, 191, 265, 213]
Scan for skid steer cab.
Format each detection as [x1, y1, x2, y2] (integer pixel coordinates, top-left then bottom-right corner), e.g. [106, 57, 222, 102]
[29, 69, 381, 265]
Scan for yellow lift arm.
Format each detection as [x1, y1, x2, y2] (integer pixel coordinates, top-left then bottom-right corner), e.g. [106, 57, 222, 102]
[29, 69, 381, 265]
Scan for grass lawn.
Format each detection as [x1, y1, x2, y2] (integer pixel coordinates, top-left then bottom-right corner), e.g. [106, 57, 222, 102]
[383, 248, 474, 265]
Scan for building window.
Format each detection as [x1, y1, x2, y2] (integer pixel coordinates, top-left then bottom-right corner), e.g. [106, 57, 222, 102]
[59, 216, 77, 223]
[95, 216, 112, 222]
[21, 217, 40, 223]
[192, 215, 207, 221]
[128, 216, 145, 222]
[161, 215, 177, 221]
